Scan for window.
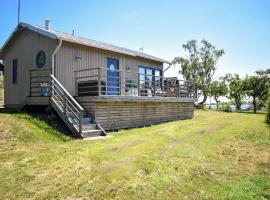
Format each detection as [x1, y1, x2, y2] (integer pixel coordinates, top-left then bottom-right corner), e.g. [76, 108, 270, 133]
[36, 50, 46, 68]
[138, 66, 162, 96]
[12, 59, 17, 84]
[145, 68, 152, 89]
[154, 70, 161, 89]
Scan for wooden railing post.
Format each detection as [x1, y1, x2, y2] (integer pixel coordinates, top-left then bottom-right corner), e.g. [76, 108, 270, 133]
[74, 71, 77, 96]
[121, 70, 124, 96]
[177, 80, 180, 98]
[119, 71, 122, 96]
[49, 76, 52, 98]
[179, 81, 182, 98]
[166, 78, 169, 97]
[153, 76, 156, 97]
[187, 83, 189, 98]
[79, 111, 83, 134]
[29, 71, 32, 97]
[190, 82, 193, 98]
[98, 68, 101, 96]
[137, 73, 140, 96]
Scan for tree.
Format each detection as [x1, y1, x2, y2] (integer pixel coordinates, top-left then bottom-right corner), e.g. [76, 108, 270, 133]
[173, 39, 224, 105]
[210, 81, 228, 108]
[255, 68, 270, 103]
[173, 40, 200, 98]
[265, 89, 270, 124]
[227, 74, 245, 110]
[243, 75, 269, 113]
[255, 68, 270, 77]
[219, 73, 232, 85]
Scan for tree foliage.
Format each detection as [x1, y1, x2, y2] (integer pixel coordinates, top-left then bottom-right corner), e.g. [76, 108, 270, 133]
[255, 68, 270, 77]
[210, 81, 228, 108]
[227, 74, 245, 110]
[219, 73, 232, 85]
[173, 39, 224, 104]
[266, 89, 270, 124]
[243, 75, 269, 113]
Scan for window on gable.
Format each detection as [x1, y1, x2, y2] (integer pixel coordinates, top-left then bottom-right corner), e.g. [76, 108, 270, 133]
[12, 59, 17, 84]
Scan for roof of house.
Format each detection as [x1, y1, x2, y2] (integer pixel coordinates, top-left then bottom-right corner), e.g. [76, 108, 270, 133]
[1, 22, 169, 64]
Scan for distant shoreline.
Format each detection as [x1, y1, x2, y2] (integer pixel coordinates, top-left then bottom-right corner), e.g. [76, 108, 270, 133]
[205, 103, 251, 110]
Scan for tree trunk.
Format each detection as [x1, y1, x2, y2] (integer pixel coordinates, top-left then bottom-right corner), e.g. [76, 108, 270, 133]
[253, 96, 257, 113]
[214, 97, 219, 109]
[199, 90, 207, 105]
[236, 101, 241, 110]
[195, 88, 198, 98]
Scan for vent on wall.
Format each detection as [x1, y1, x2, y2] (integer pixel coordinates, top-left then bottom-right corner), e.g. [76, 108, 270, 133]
[75, 55, 82, 61]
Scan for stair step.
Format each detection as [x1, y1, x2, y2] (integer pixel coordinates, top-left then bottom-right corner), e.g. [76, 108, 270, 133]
[82, 129, 102, 133]
[83, 123, 97, 129]
[81, 129, 103, 138]
[83, 117, 91, 124]
[83, 135, 111, 141]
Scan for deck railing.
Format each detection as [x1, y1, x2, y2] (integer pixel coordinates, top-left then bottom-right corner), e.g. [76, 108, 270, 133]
[29, 69, 85, 135]
[75, 67, 196, 98]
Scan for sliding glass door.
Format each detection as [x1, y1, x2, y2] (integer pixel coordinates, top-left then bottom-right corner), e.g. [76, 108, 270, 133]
[139, 66, 162, 96]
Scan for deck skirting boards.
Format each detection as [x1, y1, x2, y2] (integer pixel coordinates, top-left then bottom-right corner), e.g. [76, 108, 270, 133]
[76, 96, 194, 131]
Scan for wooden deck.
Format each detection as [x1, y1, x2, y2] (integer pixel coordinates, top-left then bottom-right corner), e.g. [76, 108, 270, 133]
[26, 68, 197, 132]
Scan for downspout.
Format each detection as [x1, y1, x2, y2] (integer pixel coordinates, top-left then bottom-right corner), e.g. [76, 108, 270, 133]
[52, 39, 62, 76]
[163, 63, 172, 73]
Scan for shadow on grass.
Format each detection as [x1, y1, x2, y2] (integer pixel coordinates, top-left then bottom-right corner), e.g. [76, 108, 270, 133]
[0, 107, 20, 114]
[0, 107, 75, 141]
[199, 108, 266, 115]
[235, 110, 266, 115]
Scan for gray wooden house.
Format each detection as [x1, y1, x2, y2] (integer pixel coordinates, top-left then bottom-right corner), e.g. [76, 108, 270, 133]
[0, 21, 196, 138]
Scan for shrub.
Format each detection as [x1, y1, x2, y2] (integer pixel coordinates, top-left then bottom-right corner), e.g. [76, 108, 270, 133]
[265, 92, 270, 124]
[217, 102, 232, 112]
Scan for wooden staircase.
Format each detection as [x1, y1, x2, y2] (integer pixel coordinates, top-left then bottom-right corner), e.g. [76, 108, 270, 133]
[50, 75, 106, 138]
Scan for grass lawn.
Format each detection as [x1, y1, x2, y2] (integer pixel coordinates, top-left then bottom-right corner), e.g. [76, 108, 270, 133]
[0, 110, 269, 199]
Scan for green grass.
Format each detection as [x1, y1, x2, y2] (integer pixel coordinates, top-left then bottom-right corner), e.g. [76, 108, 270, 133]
[0, 110, 269, 199]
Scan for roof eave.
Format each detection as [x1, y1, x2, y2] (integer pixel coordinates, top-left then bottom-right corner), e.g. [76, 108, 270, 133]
[20, 22, 57, 40]
[1, 22, 170, 64]
[0, 26, 21, 58]
[60, 37, 168, 64]
[0, 23, 58, 57]
[136, 56, 170, 64]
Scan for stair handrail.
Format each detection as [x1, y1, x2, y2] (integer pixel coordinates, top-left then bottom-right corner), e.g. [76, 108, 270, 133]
[96, 123, 107, 136]
[50, 75, 84, 112]
[50, 75, 84, 135]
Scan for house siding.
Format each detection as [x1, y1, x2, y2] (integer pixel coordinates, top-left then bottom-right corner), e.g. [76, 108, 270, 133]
[2, 29, 57, 107]
[55, 41, 163, 96]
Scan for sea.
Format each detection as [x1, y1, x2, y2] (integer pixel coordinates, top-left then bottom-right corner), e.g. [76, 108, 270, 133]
[205, 103, 251, 110]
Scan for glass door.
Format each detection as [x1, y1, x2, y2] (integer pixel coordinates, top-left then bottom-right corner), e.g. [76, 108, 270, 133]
[107, 58, 120, 95]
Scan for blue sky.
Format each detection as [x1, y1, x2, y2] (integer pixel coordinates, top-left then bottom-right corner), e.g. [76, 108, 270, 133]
[1, 0, 270, 78]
